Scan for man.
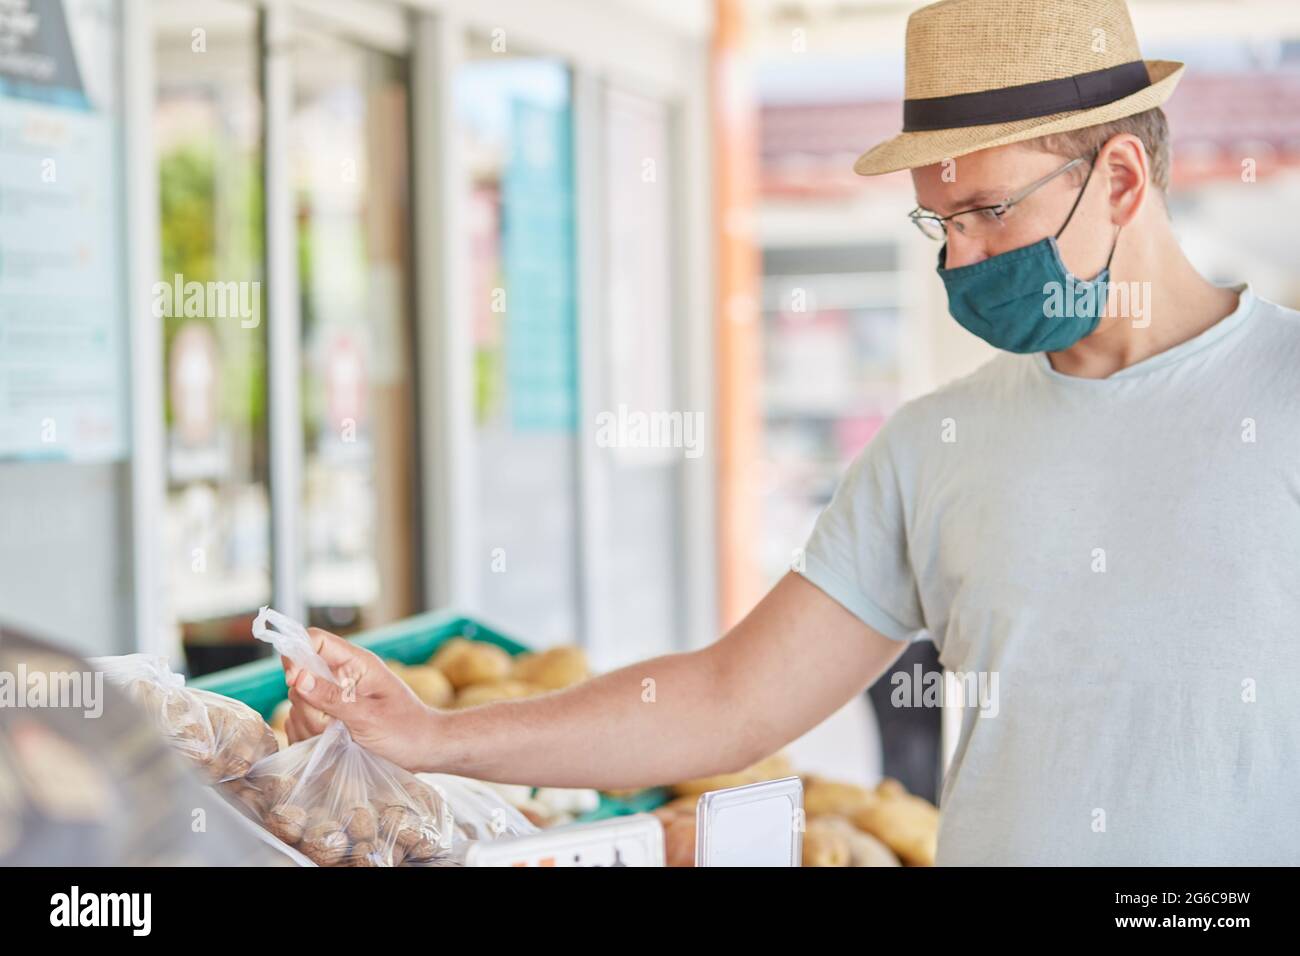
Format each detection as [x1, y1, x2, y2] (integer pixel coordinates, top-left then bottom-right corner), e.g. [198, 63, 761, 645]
[284, 0, 1300, 864]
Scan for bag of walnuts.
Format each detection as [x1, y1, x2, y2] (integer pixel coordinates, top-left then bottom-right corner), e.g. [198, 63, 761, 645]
[229, 606, 454, 866]
[92, 653, 278, 784]
[229, 720, 454, 867]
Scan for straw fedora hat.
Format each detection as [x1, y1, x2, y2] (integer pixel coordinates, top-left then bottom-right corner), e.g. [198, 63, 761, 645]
[854, 0, 1185, 176]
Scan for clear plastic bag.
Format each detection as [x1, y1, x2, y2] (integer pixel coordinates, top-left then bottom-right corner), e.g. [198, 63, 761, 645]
[418, 774, 538, 846]
[228, 721, 454, 866]
[231, 606, 456, 866]
[91, 653, 277, 784]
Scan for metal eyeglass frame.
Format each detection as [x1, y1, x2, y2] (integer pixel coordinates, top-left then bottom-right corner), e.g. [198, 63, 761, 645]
[908, 156, 1090, 240]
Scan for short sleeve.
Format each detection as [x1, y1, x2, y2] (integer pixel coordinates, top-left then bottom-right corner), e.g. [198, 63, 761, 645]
[796, 429, 925, 642]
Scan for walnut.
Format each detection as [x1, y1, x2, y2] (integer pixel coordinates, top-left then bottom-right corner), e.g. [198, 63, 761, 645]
[267, 805, 307, 845]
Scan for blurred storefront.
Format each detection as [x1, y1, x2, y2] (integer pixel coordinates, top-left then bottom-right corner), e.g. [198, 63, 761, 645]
[0, 0, 717, 675]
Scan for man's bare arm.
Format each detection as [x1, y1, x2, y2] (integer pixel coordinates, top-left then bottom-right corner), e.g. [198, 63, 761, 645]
[286, 573, 909, 789]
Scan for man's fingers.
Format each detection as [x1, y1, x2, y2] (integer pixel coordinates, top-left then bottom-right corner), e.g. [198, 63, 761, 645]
[308, 627, 365, 671]
[286, 685, 329, 726]
[291, 664, 345, 716]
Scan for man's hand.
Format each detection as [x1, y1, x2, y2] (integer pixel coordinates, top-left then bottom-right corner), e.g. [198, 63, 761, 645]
[282, 628, 440, 772]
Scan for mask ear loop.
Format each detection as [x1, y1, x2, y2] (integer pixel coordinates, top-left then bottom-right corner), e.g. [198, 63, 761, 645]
[1103, 224, 1121, 271]
[1054, 151, 1099, 240]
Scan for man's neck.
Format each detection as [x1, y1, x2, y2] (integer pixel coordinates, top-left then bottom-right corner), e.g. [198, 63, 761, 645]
[1046, 227, 1241, 379]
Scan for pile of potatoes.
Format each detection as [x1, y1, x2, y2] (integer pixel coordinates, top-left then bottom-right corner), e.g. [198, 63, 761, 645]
[124, 679, 278, 784]
[386, 638, 590, 710]
[653, 754, 940, 867]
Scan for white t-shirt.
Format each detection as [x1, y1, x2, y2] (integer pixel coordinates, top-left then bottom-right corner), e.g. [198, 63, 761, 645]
[799, 285, 1300, 865]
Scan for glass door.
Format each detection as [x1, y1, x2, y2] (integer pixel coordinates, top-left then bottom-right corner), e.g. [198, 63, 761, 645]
[154, 0, 269, 674]
[455, 47, 580, 646]
[291, 22, 418, 635]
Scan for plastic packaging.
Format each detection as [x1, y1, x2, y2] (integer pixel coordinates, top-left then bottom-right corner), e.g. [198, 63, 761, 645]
[233, 606, 455, 866]
[228, 721, 454, 866]
[418, 773, 538, 846]
[252, 606, 336, 684]
[91, 653, 277, 783]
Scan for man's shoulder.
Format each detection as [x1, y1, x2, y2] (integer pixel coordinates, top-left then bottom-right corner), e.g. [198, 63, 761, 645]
[1231, 291, 1300, 378]
[1251, 293, 1300, 337]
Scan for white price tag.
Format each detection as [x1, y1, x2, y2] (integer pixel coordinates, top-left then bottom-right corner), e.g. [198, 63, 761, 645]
[464, 813, 665, 867]
[695, 776, 803, 867]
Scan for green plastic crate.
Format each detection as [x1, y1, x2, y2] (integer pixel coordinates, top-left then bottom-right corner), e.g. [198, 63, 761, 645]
[188, 609, 667, 822]
[189, 609, 526, 718]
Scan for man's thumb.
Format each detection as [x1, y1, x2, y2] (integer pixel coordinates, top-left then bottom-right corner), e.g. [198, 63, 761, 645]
[293, 669, 344, 716]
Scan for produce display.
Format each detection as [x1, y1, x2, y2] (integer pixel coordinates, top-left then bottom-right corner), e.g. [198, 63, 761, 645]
[100, 618, 941, 868]
[653, 757, 939, 867]
[93, 654, 278, 783]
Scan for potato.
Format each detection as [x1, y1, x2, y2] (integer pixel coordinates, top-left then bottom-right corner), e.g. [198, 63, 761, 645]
[661, 794, 701, 815]
[815, 816, 900, 867]
[672, 752, 793, 796]
[803, 776, 878, 818]
[652, 808, 697, 867]
[851, 786, 939, 866]
[429, 638, 512, 689]
[510, 646, 589, 690]
[802, 819, 852, 867]
[601, 787, 643, 799]
[269, 699, 292, 735]
[399, 665, 455, 708]
[876, 777, 907, 800]
[453, 680, 541, 709]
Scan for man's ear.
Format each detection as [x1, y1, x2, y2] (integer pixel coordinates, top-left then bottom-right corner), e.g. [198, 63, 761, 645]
[1100, 133, 1148, 227]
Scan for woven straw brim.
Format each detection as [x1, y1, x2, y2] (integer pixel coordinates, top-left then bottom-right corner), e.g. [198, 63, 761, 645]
[854, 60, 1184, 176]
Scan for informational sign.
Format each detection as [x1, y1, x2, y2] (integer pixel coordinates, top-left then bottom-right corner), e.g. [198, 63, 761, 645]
[695, 776, 804, 867]
[0, 0, 126, 462]
[464, 813, 665, 867]
[502, 98, 577, 432]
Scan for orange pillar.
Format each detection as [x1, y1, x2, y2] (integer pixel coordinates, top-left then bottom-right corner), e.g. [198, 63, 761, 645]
[713, 0, 763, 629]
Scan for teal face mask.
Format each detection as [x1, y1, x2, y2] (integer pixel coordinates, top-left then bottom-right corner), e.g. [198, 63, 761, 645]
[936, 166, 1119, 354]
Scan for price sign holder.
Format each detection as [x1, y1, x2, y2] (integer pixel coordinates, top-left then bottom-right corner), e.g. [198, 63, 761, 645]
[695, 775, 803, 867]
[464, 813, 665, 867]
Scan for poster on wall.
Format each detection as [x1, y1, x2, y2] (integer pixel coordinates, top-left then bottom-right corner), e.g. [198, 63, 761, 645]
[0, 0, 126, 462]
[503, 98, 577, 433]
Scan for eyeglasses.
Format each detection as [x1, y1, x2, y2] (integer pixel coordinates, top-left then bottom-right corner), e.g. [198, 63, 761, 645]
[908, 157, 1089, 241]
